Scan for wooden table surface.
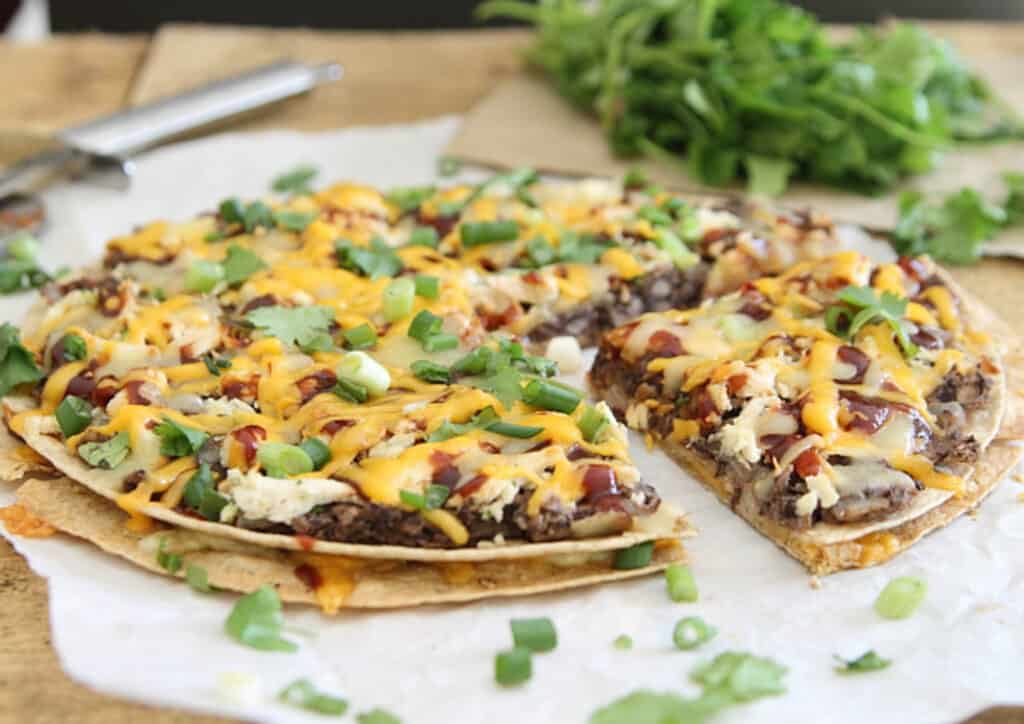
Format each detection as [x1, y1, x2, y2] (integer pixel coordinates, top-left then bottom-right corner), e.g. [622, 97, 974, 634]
[0, 24, 1022, 724]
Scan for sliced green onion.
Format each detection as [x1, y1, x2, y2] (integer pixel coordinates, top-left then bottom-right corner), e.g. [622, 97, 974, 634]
[638, 205, 673, 227]
[525, 236, 556, 267]
[510, 617, 557, 653]
[258, 442, 314, 479]
[666, 564, 699, 603]
[184, 259, 225, 293]
[623, 168, 648, 189]
[411, 360, 451, 384]
[494, 647, 532, 687]
[677, 210, 702, 243]
[186, 564, 215, 593]
[414, 274, 440, 299]
[156, 538, 182, 574]
[486, 420, 543, 439]
[299, 438, 331, 470]
[279, 678, 348, 716]
[334, 378, 369, 404]
[58, 333, 87, 362]
[407, 226, 439, 248]
[614, 541, 655, 570]
[423, 333, 459, 352]
[399, 484, 449, 511]
[342, 323, 377, 350]
[460, 220, 519, 247]
[874, 576, 927, 620]
[407, 309, 443, 342]
[56, 395, 92, 437]
[835, 650, 891, 674]
[654, 229, 700, 270]
[673, 616, 717, 651]
[577, 405, 608, 443]
[356, 709, 402, 724]
[522, 379, 582, 414]
[202, 352, 231, 376]
[337, 351, 390, 397]
[451, 346, 493, 376]
[613, 634, 634, 650]
[221, 244, 267, 285]
[7, 233, 39, 262]
[224, 584, 297, 652]
[382, 277, 415, 322]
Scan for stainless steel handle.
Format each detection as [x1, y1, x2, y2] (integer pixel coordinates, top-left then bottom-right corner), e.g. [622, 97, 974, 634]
[58, 60, 342, 157]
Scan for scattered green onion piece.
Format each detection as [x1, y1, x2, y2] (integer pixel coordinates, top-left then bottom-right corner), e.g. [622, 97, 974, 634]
[623, 169, 648, 189]
[58, 333, 87, 362]
[577, 405, 608, 443]
[382, 277, 416, 322]
[510, 617, 557, 653]
[835, 650, 891, 674]
[271, 164, 318, 194]
[356, 710, 402, 724]
[183, 463, 214, 510]
[156, 538, 183, 574]
[334, 378, 369, 404]
[400, 485, 449, 511]
[7, 233, 39, 262]
[153, 288, 167, 302]
[407, 310, 443, 343]
[677, 211, 702, 243]
[665, 564, 699, 603]
[494, 647, 532, 687]
[258, 442, 314, 479]
[414, 274, 440, 299]
[423, 333, 459, 352]
[299, 438, 331, 470]
[673, 617, 717, 651]
[460, 220, 519, 247]
[386, 186, 436, 215]
[55, 395, 92, 437]
[278, 678, 348, 716]
[184, 259, 225, 293]
[224, 584, 297, 652]
[202, 352, 231, 376]
[614, 541, 655, 570]
[874, 576, 927, 620]
[654, 229, 700, 270]
[337, 351, 391, 397]
[198, 489, 229, 521]
[525, 236, 556, 267]
[153, 416, 209, 458]
[343, 323, 377, 350]
[204, 230, 227, 243]
[186, 564, 215, 593]
[613, 634, 633, 650]
[451, 346, 492, 376]
[522, 379, 582, 414]
[411, 360, 452, 384]
[407, 226, 440, 248]
[638, 205, 673, 227]
[486, 420, 543, 439]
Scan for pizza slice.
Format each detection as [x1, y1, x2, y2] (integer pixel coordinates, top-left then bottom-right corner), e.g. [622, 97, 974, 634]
[590, 251, 1017, 573]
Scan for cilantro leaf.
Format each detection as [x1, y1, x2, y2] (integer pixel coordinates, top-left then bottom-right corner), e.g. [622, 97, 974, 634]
[78, 431, 131, 469]
[0, 260, 52, 295]
[893, 188, 1006, 265]
[154, 416, 209, 458]
[744, 155, 795, 197]
[385, 186, 436, 214]
[242, 201, 275, 232]
[273, 210, 318, 232]
[0, 323, 42, 397]
[335, 237, 403, 279]
[245, 305, 336, 352]
[826, 285, 917, 358]
[279, 678, 348, 716]
[271, 165, 318, 194]
[835, 650, 891, 674]
[221, 244, 267, 286]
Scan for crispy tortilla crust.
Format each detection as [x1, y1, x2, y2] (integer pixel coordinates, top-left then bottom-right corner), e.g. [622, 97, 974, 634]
[13, 409, 691, 561]
[659, 438, 1020, 575]
[14, 476, 686, 609]
[589, 268, 1020, 574]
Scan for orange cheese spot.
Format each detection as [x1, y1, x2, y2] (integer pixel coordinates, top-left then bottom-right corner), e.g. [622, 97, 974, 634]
[0, 504, 56, 538]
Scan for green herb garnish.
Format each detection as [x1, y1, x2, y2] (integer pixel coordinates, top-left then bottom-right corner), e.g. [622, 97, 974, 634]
[875, 576, 927, 619]
[356, 710, 402, 724]
[399, 484, 450, 511]
[274, 210, 318, 232]
[182, 463, 230, 521]
[77, 431, 130, 469]
[278, 678, 348, 716]
[411, 360, 452, 384]
[0, 323, 42, 396]
[342, 323, 377, 350]
[245, 305, 335, 352]
[299, 438, 332, 471]
[156, 538, 183, 574]
[271, 165, 318, 194]
[835, 650, 891, 674]
[202, 352, 232, 376]
[613, 541, 654, 570]
[665, 564, 698, 603]
[258, 442, 314, 479]
[55, 395, 92, 437]
[386, 186, 436, 214]
[494, 647, 532, 687]
[825, 285, 917, 358]
[221, 244, 267, 285]
[673, 617, 717, 651]
[57, 333, 87, 363]
[613, 634, 633, 651]
[154, 416, 209, 458]
[510, 617, 557, 653]
[185, 563, 215, 593]
[335, 237, 403, 279]
[224, 584, 297, 652]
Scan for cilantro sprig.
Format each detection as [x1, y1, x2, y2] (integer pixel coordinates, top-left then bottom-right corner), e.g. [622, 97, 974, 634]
[271, 165, 318, 195]
[824, 285, 918, 358]
[224, 584, 298, 652]
[0, 323, 42, 397]
[245, 305, 336, 353]
[335, 237, 403, 279]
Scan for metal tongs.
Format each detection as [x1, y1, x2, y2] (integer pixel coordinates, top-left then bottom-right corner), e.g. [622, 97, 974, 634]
[0, 60, 342, 241]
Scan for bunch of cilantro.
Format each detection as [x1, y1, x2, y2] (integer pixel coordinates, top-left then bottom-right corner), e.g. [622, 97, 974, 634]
[479, 0, 1021, 196]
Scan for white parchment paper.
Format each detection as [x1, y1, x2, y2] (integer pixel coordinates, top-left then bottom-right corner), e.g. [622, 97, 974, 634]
[2, 117, 1023, 724]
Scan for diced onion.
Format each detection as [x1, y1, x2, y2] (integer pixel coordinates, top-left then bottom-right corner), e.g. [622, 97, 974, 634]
[544, 336, 582, 373]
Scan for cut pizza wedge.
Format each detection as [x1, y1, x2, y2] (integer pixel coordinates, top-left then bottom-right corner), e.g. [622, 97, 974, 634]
[591, 251, 1017, 574]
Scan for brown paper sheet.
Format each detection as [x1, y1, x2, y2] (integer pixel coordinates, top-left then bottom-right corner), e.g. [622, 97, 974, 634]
[446, 23, 1024, 256]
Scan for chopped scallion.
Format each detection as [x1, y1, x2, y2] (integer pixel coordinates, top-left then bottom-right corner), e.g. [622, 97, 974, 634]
[577, 405, 608, 443]
[411, 360, 452, 384]
[510, 617, 557, 653]
[874, 576, 927, 620]
[460, 220, 519, 247]
[278, 678, 348, 716]
[614, 541, 654, 570]
[55, 395, 92, 437]
[342, 323, 377, 350]
[665, 564, 698, 603]
[522, 379, 582, 414]
[414, 274, 440, 299]
[382, 277, 416, 322]
[184, 259, 225, 293]
[494, 647, 532, 687]
[299, 438, 331, 470]
[407, 226, 439, 248]
[258, 442, 314, 479]
[337, 351, 390, 397]
[673, 617, 717, 651]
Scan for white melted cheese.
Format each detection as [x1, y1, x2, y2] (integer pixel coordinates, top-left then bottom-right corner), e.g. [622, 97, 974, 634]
[223, 468, 356, 523]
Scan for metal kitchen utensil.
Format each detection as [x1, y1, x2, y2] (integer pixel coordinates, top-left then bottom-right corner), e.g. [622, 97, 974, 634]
[0, 59, 342, 242]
